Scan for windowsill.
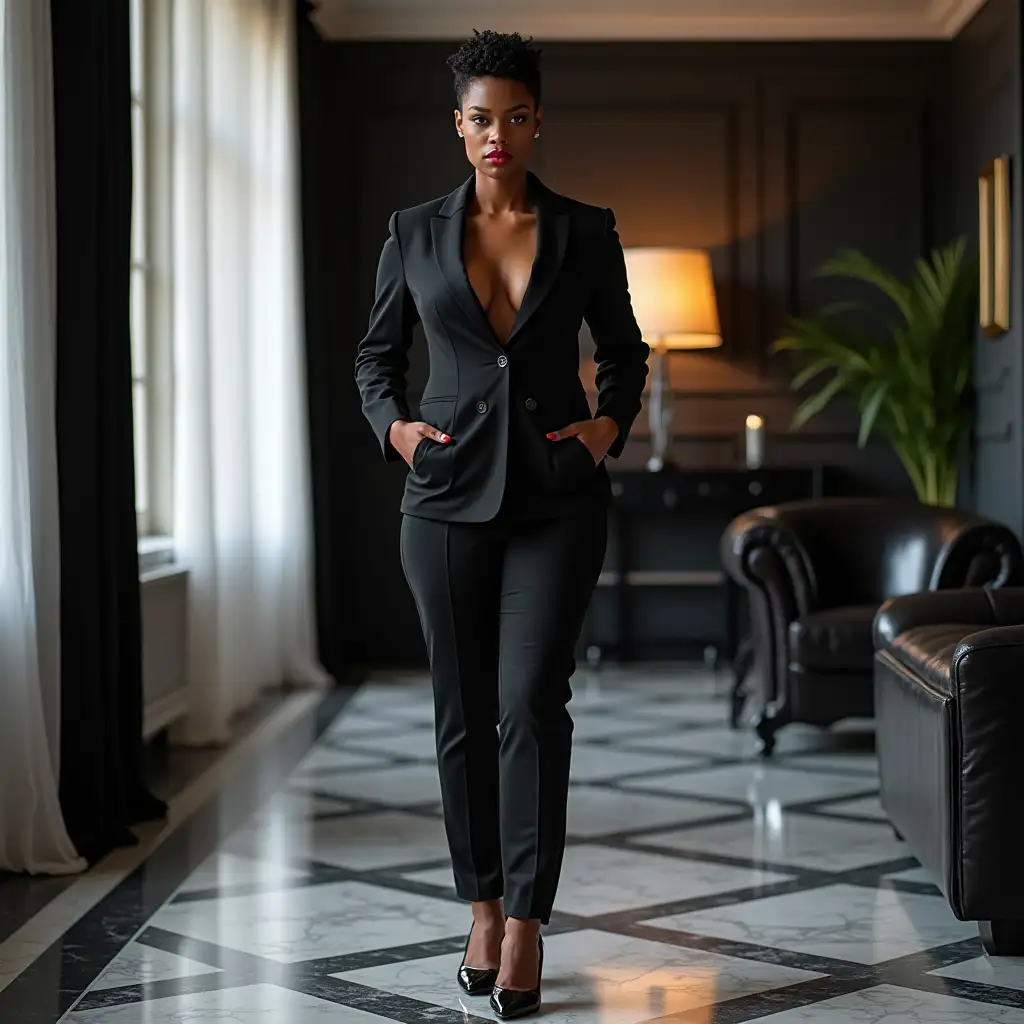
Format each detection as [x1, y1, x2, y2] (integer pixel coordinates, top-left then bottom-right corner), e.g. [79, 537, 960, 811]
[138, 534, 176, 574]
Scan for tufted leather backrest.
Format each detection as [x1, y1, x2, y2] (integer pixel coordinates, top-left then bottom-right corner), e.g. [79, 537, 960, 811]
[747, 498, 1020, 610]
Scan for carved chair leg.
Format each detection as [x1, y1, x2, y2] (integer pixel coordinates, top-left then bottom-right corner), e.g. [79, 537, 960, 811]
[729, 636, 755, 729]
[754, 704, 783, 758]
[730, 683, 747, 730]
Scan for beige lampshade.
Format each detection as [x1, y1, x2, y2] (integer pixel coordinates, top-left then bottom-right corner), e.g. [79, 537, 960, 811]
[623, 247, 722, 350]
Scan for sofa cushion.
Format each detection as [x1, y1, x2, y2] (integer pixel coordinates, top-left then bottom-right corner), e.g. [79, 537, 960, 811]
[884, 623, 976, 696]
[788, 605, 878, 673]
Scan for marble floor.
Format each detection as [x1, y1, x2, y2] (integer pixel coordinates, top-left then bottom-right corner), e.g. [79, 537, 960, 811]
[0, 690, 297, 955]
[5, 665, 1024, 1022]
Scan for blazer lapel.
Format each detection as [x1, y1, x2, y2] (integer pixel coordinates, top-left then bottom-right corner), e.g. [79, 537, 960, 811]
[430, 174, 496, 344]
[430, 170, 570, 348]
[507, 172, 569, 346]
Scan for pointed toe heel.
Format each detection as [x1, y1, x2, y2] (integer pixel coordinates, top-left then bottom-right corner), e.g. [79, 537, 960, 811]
[457, 963, 499, 996]
[490, 935, 543, 1020]
[489, 985, 542, 1020]
[457, 925, 498, 996]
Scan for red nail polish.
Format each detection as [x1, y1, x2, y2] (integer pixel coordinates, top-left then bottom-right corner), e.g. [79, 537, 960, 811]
[546, 432, 557, 440]
[440, 434, 450, 442]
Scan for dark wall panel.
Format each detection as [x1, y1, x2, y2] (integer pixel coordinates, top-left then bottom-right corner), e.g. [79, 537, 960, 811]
[761, 66, 947, 355]
[791, 105, 928, 303]
[953, 0, 1024, 534]
[297, 35, 951, 668]
[540, 103, 752, 360]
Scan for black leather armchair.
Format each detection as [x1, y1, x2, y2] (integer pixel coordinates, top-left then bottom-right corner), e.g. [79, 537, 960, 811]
[875, 587, 1024, 955]
[721, 498, 1022, 755]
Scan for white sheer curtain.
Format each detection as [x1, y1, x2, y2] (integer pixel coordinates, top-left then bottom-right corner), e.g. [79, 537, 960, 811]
[171, 0, 330, 745]
[0, 0, 85, 873]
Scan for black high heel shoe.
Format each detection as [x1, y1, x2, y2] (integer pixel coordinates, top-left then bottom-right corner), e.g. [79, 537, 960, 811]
[490, 934, 543, 1020]
[457, 925, 499, 996]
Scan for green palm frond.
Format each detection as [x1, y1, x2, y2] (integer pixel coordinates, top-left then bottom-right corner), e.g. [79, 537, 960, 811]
[857, 379, 891, 448]
[792, 372, 850, 428]
[816, 249, 914, 322]
[773, 237, 977, 507]
[790, 356, 836, 391]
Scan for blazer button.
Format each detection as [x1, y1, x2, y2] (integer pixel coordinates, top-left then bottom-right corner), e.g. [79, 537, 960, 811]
[497, 354, 508, 368]
[476, 400, 488, 414]
[524, 397, 537, 411]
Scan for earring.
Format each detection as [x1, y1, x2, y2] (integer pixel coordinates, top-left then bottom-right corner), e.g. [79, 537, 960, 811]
[458, 131, 464, 138]
[534, 132, 540, 138]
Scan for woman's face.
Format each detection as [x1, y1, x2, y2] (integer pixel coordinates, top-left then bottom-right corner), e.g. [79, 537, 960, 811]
[454, 76, 542, 179]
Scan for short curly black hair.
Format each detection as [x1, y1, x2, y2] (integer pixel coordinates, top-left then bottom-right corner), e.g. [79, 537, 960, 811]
[445, 29, 542, 110]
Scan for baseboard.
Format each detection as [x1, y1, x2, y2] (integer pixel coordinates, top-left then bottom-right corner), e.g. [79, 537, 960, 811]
[142, 688, 190, 741]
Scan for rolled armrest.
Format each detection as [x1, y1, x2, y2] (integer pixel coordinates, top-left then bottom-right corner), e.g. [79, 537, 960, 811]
[721, 510, 816, 616]
[721, 509, 818, 709]
[956, 622, 1024, 664]
[874, 587, 1024, 650]
[948, 622, 1024, 920]
[931, 520, 1024, 590]
[982, 588, 1024, 623]
[874, 589, 999, 650]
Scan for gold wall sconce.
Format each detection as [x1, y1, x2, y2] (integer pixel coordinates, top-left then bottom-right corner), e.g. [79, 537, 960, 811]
[979, 154, 1011, 337]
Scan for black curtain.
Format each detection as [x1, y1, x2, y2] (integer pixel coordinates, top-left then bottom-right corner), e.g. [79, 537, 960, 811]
[50, 0, 166, 863]
[295, 0, 346, 682]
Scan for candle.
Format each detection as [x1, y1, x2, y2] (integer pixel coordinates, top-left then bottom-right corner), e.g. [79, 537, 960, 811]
[745, 414, 765, 469]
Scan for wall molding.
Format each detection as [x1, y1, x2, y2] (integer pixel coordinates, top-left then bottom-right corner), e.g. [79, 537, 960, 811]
[976, 421, 1015, 442]
[929, 0, 989, 35]
[976, 365, 1012, 392]
[309, 0, 989, 41]
[781, 95, 934, 315]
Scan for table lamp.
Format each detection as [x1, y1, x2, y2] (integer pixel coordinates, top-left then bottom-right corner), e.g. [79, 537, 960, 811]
[623, 248, 722, 471]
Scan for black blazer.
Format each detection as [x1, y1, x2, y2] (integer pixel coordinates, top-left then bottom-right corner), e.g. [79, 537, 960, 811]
[354, 170, 650, 522]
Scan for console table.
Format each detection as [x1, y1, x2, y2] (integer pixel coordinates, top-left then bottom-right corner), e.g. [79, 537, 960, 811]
[582, 464, 825, 716]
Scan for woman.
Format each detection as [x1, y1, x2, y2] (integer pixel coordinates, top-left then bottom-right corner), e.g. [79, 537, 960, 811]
[354, 29, 649, 1019]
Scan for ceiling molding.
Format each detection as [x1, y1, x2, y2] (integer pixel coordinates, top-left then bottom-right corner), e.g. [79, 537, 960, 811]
[308, 0, 991, 41]
[307, 0, 344, 39]
[929, 0, 988, 34]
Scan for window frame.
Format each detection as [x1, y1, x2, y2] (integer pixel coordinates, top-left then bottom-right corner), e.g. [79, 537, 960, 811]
[129, 0, 174, 549]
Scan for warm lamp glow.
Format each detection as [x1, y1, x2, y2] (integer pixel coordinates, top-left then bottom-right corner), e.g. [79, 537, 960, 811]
[623, 248, 722, 350]
[746, 414, 763, 430]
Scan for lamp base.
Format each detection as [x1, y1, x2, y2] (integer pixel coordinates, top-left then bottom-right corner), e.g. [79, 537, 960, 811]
[646, 345, 675, 474]
[645, 452, 678, 473]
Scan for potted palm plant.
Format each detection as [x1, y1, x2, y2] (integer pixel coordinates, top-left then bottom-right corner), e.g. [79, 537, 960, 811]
[772, 239, 977, 507]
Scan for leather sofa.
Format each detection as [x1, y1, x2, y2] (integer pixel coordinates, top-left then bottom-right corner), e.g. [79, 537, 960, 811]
[875, 587, 1024, 955]
[721, 498, 1022, 755]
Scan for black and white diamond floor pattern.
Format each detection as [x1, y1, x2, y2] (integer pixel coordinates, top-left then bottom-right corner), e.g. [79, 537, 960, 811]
[50, 669, 1024, 1020]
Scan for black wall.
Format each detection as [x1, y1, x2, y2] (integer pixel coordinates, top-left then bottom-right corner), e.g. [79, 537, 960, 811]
[297, 29, 955, 669]
[953, 0, 1024, 534]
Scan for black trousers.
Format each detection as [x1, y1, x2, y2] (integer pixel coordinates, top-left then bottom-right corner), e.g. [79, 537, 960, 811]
[400, 502, 607, 922]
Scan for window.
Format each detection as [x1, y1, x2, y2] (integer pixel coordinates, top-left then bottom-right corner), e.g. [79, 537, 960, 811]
[129, 0, 173, 551]
[129, 0, 150, 535]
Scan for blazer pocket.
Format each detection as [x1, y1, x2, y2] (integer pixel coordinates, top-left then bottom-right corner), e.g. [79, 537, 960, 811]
[411, 436, 431, 468]
[411, 398, 457, 478]
[412, 434, 449, 474]
[547, 434, 597, 493]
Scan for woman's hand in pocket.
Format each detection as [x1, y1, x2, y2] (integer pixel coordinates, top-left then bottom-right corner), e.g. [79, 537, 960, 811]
[388, 419, 452, 468]
[546, 416, 618, 464]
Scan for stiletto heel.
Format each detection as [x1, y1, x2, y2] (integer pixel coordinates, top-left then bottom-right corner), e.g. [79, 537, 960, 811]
[490, 934, 543, 1019]
[457, 925, 499, 996]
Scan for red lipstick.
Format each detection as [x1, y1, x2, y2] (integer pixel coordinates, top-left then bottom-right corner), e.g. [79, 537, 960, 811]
[485, 149, 512, 165]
